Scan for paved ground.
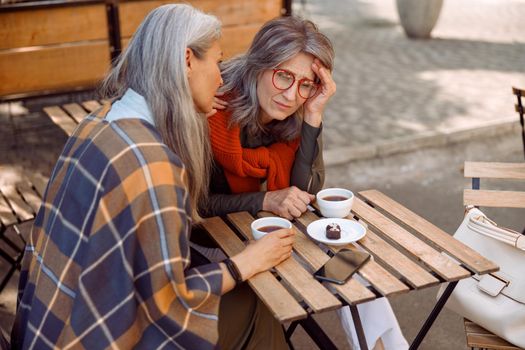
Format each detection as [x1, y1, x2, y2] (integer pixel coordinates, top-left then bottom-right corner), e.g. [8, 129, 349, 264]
[295, 0, 525, 164]
[1, 0, 525, 348]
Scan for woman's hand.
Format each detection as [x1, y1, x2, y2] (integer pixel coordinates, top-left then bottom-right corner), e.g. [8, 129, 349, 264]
[263, 186, 315, 220]
[205, 91, 229, 117]
[303, 59, 336, 127]
[231, 227, 295, 280]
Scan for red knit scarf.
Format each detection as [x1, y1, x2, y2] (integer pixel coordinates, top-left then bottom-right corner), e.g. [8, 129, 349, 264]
[208, 109, 300, 193]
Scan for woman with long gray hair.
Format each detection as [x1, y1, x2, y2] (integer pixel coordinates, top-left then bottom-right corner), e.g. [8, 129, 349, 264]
[198, 16, 409, 350]
[11, 5, 291, 349]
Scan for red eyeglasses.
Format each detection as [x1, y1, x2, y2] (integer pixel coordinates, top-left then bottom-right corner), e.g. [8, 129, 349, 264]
[272, 69, 319, 99]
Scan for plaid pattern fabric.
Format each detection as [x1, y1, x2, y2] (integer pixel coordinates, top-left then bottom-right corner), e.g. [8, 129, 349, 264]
[12, 109, 223, 349]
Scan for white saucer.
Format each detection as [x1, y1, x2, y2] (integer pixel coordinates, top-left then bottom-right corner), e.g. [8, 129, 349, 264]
[306, 218, 366, 246]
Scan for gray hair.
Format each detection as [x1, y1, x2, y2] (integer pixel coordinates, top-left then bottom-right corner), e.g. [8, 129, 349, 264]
[100, 4, 221, 220]
[221, 16, 334, 140]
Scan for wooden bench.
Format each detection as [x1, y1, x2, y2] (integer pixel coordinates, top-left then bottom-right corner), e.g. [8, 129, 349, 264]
[463, 161, 525, 350]
[0, 1, 112, 100]
[43, 99, 102, 136]
[463, 320, 522, 350]
[0, 0, 284, 101]
[0, 170, 48, 293]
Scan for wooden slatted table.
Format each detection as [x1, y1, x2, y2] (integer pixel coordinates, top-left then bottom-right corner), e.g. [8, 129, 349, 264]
[199, 190, 498, 350]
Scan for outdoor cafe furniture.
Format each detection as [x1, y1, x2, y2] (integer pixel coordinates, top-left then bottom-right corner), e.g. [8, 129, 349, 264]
[0, 0, 284, 101]
[0, 171, 47, 293]
[462, 161, 525, 350]
[200, 189, 497, 350]
[41, 103, 500, 349]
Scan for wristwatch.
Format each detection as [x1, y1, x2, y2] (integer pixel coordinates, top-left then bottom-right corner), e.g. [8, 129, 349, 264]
[224, 258, 243, 285]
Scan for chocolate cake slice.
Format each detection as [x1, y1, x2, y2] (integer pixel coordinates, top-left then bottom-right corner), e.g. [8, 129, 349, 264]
[326, 223, 341, 240]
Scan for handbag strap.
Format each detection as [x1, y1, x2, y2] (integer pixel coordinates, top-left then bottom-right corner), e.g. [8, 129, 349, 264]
[468, 214, 525, 251]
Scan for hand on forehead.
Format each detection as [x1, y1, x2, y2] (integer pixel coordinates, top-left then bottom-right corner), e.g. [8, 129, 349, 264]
[276, 52, 316, 81]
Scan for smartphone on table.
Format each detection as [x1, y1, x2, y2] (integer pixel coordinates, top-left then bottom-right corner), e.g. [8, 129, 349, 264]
[314, 249, 371, 285]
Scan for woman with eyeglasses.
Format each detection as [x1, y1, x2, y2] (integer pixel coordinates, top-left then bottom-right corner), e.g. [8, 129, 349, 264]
[194, 16, 408, 350]
[200, 16, 334, 220]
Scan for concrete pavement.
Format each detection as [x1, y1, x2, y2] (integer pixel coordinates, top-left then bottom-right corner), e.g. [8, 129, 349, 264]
[295, 0, 525, 165]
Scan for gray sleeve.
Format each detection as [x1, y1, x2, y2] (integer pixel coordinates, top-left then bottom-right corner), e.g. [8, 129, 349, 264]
[201, 192, 266, 218]
[290, 122, 325, 193]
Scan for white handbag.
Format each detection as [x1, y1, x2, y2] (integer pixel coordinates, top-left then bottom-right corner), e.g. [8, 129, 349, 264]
[438, 207, 525, 348]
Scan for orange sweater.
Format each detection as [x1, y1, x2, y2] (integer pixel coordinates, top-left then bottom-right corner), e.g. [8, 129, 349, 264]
[208, 109, 300, 193]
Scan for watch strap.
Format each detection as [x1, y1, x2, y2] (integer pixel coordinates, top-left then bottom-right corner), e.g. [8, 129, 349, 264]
[224, 258, 243, 285]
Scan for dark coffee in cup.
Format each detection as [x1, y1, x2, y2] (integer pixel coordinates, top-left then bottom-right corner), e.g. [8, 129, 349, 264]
[322, 195, 348, 201]
[257, 225, 284, 232]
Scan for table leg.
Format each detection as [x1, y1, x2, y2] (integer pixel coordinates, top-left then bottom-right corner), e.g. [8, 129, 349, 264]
[350, 304, 369, 350]
[409, 281, 458, 350]
[285, 322, 298, 350]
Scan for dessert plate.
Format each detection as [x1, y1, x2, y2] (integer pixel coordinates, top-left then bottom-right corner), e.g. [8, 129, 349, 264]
[306, 218, 366, 246]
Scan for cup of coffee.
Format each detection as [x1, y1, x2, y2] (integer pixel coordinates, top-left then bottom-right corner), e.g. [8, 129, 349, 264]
[316, 188, 354, 218]
[251, 217, 292, 240]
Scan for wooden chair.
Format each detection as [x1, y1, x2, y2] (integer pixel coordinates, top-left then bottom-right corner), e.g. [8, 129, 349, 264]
[462, 161, 525, 350]
[0, 171, 48, 293]
[512, 87, 525, 160]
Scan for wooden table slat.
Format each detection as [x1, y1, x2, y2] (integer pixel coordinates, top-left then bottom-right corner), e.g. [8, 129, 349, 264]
[257, 212, 328, 271]
[352, 197, 471, 281]
[257, 212, 375, 304]
[226, 212, 342, 313]
[0, 185, 34, 221]
[81, 100, 102, 113]
[356, 227, 439, 289]
[62, 103, 89, 124]
[25, 173, 49, 198]
[0, 194, 17, 227]
[16, 182, 42, 213]
[296, 212, 410, 296]
[360, 190, 498, 275]
[201, 217, 307, 322]
[43, 106, 77, 136]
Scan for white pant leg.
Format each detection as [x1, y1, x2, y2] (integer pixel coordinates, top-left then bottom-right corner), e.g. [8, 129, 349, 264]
[338, 298, 408, 350]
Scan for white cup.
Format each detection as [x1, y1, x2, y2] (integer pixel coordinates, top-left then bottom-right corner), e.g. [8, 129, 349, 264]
[250, 217, 292, 240]
[316, 188, 354, 218]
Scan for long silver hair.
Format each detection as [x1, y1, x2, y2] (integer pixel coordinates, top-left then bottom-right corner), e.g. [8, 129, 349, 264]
[100, 4, 221, 220]
[221, 16, 334, 141]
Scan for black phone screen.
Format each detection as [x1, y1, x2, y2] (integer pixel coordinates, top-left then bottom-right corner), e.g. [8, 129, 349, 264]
[314, 249, 371, 284]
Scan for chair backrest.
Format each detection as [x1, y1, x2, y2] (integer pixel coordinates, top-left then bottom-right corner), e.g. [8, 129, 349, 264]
[512, 87, 525, 160]
[463, 161, 525, 208]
